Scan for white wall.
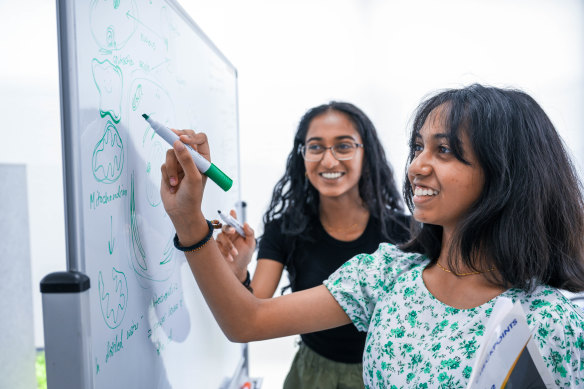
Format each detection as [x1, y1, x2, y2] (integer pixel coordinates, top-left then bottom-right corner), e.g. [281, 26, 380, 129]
[179, 0, 584, 234]
[0, 0, 582, 387]
[0, 0, 64, 355]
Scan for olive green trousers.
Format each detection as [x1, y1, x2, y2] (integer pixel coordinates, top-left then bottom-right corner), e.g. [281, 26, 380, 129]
[282, 343, 365, 389]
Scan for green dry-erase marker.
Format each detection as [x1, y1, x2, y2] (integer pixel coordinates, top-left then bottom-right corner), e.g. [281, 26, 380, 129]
[142, 114, 233, 191]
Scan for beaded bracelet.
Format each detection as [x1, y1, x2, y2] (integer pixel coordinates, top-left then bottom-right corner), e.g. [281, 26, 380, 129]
[241, 270, 253, 293]
[173, 219, 214, 252]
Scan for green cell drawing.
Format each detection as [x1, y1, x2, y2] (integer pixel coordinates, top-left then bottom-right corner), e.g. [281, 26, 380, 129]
[160, 237, 173, 265]
[146, 140, 164, 207]
[92, 120, 124, 183]
[98, 267, 128, 329]
[131, 84, 143, 111]
[129, 173, 147, 271]
[128, 173, 175, 282]
[92, 59, 123, 123]
[90, 0, 138, 51]
[128, 78, 175, 208]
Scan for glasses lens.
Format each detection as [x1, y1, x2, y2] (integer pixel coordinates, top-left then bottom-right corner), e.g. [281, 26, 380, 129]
[332, 142, 356, 160]
[302, 144, 324, 161]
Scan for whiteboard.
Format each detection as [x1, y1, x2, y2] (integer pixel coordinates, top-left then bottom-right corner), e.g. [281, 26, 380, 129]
[56, 0, 243, 387]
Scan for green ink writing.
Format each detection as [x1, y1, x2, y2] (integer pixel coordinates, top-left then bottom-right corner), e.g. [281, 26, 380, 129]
[126, 320, 139, 340]
[113, 54, 134, 66]
[152, 283, 178, 308]
[139, 60, 150, 72]
[140, 33, 156, 50]
[105, 329, 124, 363]
[156, 329, 173, 356]
[90, 185, 128, 210]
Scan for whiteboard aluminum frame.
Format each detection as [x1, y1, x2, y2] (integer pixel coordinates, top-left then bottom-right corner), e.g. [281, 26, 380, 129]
[57, 0, 85, 272]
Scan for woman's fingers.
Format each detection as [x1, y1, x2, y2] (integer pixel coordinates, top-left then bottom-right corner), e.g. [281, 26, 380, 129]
[164, 148, 181, 189]
[172, 129, 211, 161]
[171, 140, 197, 176]
[160, 160, 172, 193]
[216, 232, 238, 261]
[242, 223, 254, 239]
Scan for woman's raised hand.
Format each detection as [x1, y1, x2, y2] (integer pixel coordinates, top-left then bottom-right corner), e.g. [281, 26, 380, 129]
[216, 209, 256, 282]
[160, 129, 210, 245]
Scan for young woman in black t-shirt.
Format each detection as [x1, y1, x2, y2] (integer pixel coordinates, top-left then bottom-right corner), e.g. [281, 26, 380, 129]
[216, 101, 410, 389]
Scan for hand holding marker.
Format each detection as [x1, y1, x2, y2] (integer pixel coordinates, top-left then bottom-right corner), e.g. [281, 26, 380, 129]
[142, 114, 233, 191]
[218, 210, 246, 237]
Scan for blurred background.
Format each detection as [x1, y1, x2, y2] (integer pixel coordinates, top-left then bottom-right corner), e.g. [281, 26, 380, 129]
[1, 0, 582, 387]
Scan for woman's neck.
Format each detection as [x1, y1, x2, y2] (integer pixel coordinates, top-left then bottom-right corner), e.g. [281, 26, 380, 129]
[318, 194, 369, 241]
[423, 229, 504, 309]
[438, 229, 493, 275]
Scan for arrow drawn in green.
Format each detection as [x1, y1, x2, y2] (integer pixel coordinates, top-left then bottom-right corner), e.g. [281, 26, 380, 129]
[108, 216, 115, 254]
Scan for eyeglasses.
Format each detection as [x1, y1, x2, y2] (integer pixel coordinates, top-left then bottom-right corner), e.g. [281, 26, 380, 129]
[300, 141, 364, 162]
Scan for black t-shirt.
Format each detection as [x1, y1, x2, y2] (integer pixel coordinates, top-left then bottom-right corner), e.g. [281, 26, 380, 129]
[257, 213, 411, 363]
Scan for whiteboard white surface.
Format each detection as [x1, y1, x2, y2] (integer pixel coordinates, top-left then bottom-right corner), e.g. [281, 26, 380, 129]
[57, 0, 243, 387]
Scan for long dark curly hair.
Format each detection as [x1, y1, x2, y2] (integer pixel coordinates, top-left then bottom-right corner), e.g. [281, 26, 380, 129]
[262, 101, 406, 287]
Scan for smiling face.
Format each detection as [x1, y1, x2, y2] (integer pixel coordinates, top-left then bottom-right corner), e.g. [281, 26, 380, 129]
[304, 110, 364, 200]
[408, 105, 484, 234]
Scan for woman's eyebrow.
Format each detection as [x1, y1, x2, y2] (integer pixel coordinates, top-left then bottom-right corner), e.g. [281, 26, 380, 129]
[334, 135, 357, 141]
[306, 135, 357, 143]
[413, 132, 448, 140]
[433, 133, 449, 140]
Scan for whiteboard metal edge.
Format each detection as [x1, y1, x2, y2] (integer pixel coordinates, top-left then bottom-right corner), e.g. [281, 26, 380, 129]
[56, 0, 86, 272]
[233, 66, 247, 381]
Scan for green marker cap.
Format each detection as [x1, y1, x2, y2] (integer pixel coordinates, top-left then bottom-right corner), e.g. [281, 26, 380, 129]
[205, 163, 233, 192]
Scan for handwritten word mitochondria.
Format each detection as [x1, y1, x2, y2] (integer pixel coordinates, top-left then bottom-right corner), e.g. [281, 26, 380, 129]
[90, 185, 128, 210]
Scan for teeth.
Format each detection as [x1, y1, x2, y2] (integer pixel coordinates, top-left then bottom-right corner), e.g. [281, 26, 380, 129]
[321, 172, 343, 179]
[414, 187, 439, 196]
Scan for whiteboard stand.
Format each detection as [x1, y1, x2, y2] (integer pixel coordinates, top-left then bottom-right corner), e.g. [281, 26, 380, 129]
[41, 271, 93, 389]
[238, 200, 250, 385]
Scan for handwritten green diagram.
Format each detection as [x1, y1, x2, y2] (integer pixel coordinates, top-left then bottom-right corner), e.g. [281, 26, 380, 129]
[145, 141, 165, 207]
[98, 267, 129, 329]
[108, 215, 115, 254]
[92, 120, 124, 184]
[90, 0, 138, 52]
[128, 78, 175, 207]
[128, 173, 175, 282]
[92, 59, 123, 123]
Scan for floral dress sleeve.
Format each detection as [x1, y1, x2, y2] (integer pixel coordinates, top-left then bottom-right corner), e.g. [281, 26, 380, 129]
[323, 243, 426, 332]
[520, 289, 584, 387]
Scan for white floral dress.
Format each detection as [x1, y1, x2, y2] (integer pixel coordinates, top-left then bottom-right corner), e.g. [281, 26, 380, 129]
[323, 243, 584, 388]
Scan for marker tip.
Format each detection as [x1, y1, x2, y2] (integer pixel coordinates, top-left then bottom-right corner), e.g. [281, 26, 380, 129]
[142, 114, 149, 119]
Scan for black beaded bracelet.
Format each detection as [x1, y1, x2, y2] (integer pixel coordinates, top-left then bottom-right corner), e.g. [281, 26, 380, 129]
[173, 219, 214, 252]
[242, 270, 251, 287]
[242, 270, 253, 293]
